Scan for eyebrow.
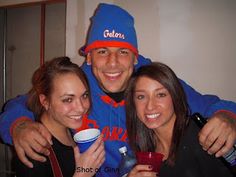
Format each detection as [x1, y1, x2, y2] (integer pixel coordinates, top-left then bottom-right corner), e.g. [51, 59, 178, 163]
[60, 90, 88, 98]
[134, 86, 166, 92]
[94, 47, 107, 50]
[60, 94, 75, 98]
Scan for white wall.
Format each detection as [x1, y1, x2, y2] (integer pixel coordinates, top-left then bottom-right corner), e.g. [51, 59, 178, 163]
[66, 0, 236, 102]
[158, 0, 236, 102]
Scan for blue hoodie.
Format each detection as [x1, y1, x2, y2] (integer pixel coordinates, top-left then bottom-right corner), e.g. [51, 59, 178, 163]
[0, 55, 236, 177]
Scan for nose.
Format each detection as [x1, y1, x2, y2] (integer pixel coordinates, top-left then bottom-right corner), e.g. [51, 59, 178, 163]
[75, 99, 86, 113]
[107, 52, 118, 67]
[146, 97, 156, 111]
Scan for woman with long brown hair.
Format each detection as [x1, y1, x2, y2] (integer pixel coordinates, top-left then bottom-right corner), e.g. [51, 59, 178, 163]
[125, 62, 233, 177]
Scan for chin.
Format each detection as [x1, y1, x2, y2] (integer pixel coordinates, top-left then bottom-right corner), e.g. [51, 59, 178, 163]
[144, 122, 160, 129]
[101, 81, 124, 92]
[68, 122, 82, 129]
[105, 86, 124, 93]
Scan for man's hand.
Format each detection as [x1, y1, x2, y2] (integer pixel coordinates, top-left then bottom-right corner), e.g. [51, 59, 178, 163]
[12, 119, 52, 168]
[199, 111, 236, 157]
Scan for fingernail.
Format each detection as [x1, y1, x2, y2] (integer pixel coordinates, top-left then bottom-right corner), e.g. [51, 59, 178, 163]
[46, 150, 50, 156]
[207, 150, 213, 155]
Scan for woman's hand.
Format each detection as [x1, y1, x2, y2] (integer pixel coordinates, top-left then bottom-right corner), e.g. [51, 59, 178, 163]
[73, 135, 105, 177]
[127, 164, 158, 177]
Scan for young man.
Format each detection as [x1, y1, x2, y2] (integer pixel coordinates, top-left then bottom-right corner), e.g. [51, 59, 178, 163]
[1, 3, 236, 177]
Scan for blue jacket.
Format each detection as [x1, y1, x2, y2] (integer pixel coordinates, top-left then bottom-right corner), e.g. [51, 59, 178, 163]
[1, 55, 236, 177]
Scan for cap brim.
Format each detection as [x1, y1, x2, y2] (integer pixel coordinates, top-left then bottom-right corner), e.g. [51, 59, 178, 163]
[84, 41, 138, 57]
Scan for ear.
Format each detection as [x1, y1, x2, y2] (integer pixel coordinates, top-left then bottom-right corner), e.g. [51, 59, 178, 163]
[86, 53, 92, 65]
[39, 94, 49, 111]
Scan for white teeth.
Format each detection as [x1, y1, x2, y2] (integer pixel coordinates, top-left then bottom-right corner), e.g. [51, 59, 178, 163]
[70, 115, 82, 120]
[146, 113, 160, 119]
[105, 72, 121, 77]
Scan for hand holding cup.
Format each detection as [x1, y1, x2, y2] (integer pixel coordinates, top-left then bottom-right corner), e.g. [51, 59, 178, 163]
[73, 128, 101, 153]
[136, 152, 164, 173]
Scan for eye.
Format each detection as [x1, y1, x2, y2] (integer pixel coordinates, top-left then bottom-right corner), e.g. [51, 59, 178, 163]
[119, 49, 130, 56]
[135, 94, 145, 100]
[82, 91, 89, 99]
[62, 97, 73, 103]
[96, 48, 109, 56]
[156, 92, 167, 98]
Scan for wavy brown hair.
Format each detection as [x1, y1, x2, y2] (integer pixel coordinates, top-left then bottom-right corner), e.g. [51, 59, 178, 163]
[125, 62, 189, 165]
[27, 56, 91, 119]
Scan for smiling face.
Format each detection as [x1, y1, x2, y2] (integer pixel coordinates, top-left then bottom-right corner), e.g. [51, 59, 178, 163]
[134, 76, 176, 131]
[40, 73, 90, 130]
[87, 47, 137, 93]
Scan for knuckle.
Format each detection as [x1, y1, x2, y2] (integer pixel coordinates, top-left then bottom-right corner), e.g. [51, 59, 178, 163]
[21, 158, 30, 166]
[38, 146, 46, 153]
[206, 136, 216, 144]
[34, 146, 42, 153]
[215, 140, 225, 148]
[17, 152, 25, 160]
[39, 140, 47, 146]
[26, 130, 36, 138]
[198, 132, 206, 142]
[221, 148, 230, 155]
[30, 154, 39, 161]
[18, 140, 28, 147]
[220, 122, 229, 130]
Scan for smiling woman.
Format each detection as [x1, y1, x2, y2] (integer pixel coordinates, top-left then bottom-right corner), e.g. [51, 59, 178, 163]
[13, 56, 105, 177]
[125, 62, 234, 177]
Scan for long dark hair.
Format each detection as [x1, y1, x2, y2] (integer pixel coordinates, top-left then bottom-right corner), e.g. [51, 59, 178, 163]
[27, 56, 91, 119]
[125, 62, 189, 165]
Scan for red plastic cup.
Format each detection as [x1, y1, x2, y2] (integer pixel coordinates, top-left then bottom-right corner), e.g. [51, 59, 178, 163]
[136, 152, 164, 173]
